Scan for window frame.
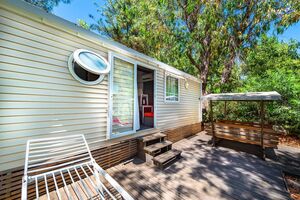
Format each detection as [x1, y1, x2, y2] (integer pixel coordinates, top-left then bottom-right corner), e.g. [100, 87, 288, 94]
[164, 73, 180, 103]
[68, 49, 110, 85]
[73, 49, 111, 74]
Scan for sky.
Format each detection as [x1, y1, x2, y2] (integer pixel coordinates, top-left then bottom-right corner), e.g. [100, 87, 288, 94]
[52, 0, 103, 27]
[52, 0, 300, 42]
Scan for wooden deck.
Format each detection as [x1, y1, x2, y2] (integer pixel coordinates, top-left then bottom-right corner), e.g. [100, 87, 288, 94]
[106, 132, 290, 200]
[38, 131, 290, 200]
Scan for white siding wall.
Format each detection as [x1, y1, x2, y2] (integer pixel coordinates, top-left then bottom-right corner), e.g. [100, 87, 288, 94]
[0, 2, 201, 171]
[0, 8, 109, 170]
[156, 68, 200, 130]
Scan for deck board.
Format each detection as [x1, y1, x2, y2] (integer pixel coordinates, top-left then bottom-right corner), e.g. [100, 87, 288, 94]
[108, 132, 290, 200]
[38, 131, 290, 200]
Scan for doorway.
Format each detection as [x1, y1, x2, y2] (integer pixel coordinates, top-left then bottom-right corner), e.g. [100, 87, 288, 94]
[109, 53, 155, 138]
[137, 66, 154, 130]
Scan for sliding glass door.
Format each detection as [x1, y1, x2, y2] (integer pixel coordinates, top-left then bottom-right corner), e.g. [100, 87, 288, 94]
[110, 56, 137, 137]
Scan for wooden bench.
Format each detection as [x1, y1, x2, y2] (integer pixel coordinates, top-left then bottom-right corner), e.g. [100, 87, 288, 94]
[210, 121, 281, 147]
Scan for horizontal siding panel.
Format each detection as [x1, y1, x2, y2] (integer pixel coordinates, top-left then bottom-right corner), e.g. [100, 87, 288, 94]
[0, 9, 110, 171]
[0, 47, 67, 66]
[0, 94, 107, 103]
[0, 64, 109, 87]
[0, 29, 70, 55]
[156, 111, 197, 117]
[0, 86, 107, 98]
[0, 55, 70, 74]
[0, 128, 106, 148]
[0, 63, 72, 79]
[0, 23, 75, 52]
[0, 9, 108, 54]
[0, 108, 106, 116]
[0, 132, 107, 156]
[0, 15, 78, 50]
[0, 38, 67, 61]
[0, 117, 107, 133]
[0, 102, 107, 109]
[156, 69, 200, 130]
[0, 78, 108, 94]
[1, 122, 107, 139]
[0, 113, 106, 125]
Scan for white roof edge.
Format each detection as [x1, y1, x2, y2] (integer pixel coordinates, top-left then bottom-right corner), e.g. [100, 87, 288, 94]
[202, 91, 282, 101]
[1, 0, 201, 83]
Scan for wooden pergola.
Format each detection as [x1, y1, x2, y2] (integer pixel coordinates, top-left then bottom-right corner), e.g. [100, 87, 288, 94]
[202, 91, 282, 158]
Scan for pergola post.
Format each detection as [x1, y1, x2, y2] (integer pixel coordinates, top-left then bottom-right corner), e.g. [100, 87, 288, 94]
[224, 101, 227, 119]
[210, 100, 215, 146]
[260, 101, 265, 159]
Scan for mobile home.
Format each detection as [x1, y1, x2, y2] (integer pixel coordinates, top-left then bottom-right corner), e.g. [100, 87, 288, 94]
[0, 0, 202, 191]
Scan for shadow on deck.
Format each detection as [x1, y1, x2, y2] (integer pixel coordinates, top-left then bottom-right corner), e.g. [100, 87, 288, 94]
[107, 131, 291, 200]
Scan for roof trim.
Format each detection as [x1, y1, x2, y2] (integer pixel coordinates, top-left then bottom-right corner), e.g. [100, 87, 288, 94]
[0, 0, 201, 83]
[202, 91, 281, 101]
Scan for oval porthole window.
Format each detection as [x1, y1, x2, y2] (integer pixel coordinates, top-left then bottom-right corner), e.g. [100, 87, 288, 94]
[68, 49, 111, 85]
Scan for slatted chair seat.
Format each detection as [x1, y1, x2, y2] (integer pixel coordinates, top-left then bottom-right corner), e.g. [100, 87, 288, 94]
[22, 135, 133, 200]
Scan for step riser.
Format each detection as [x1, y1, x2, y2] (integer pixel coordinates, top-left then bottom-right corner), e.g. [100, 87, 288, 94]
[151, 145, 172, 156]
[143, 141, 173, 154]
[145, 137, 165, 147]
[153, 151, 182, 169]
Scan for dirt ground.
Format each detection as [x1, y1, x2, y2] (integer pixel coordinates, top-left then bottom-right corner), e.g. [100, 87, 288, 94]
[279, 135, 300, 199]
[285, 174, 300, 200]
[279, 135, 300, 148]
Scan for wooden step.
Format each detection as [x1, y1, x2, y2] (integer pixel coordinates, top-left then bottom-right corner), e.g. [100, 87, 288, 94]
[143, 140, 172, 154]
[140, 132, 166, 143]
[153, 149, 182, 169]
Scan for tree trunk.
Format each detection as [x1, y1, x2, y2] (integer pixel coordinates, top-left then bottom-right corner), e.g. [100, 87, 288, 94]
[221, 51, 235, 85]
[200, 61, 209, 95]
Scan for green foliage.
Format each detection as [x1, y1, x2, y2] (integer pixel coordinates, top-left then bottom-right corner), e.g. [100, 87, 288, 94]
[241, 37, 300, 134]
[78, 19, 90, 30]
[210, 36, 300, 135]
[88, 1, 299, 134]
[23, 0, 71, 12]
[88, 0, 194, 75]
[88, 0, 300, 94]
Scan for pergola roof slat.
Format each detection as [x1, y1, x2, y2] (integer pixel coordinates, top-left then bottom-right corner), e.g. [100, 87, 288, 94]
[202, 91, 281, 101]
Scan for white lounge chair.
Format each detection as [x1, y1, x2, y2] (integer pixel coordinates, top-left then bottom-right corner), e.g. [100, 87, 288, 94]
[22, 134, 133, 200]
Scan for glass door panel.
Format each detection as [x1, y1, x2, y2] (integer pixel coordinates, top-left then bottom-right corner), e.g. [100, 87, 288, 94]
[111, 57, 135, 135]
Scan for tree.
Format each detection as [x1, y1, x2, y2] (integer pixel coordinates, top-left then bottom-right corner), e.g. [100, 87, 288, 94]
[24, 0, 71, 12]
[209, 36, 300, 135]
[87, 0, 300, 95]
[240, 36, 300, 134]
[159, 0, 224, 94]
[220, 0, 300, 86]
[88, 0, 195, 75]
[89, 0, 225, 94]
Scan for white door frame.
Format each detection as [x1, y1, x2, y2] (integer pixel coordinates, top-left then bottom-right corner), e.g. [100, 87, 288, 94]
[135, 62, 157, 129]
[107, 52, 157, 139]
[108, 52, 137, 139]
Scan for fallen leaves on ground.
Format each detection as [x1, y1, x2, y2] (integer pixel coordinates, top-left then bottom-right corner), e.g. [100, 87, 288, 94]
[285, 174, 300, 200]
